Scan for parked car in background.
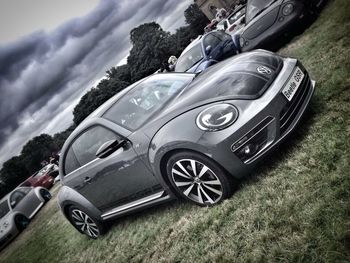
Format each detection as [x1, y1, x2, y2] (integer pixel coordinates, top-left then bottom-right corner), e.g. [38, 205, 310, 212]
[57, 50, 315, 239]
[239, 0, 326, 51]
[204, 19, 218, 33]
[174, 31, 240, 73]
[216, 5, 246, 35]
[20, 164, 58, 189]
[0, 187, 51, 250]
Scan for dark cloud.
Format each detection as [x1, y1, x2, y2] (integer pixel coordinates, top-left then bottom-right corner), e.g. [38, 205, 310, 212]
[0, 0, 192, 166]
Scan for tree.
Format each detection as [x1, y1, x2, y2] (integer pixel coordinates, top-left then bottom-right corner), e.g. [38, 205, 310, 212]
[184, 4, 210, 35]
[20, 134, 59, 174]
[106, 64, 131, 83]
[52, 124, 76, 150]
[0, 156, 28, 194]
[127, 22, 172, 82]
[73, 80, 129, 125]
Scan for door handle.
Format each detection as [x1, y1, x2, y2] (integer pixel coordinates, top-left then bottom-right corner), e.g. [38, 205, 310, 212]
[84, 177, 92, 184]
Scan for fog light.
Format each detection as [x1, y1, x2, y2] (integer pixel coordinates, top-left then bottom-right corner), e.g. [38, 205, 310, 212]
[243, 144, 259, 156]
[244, 145, 251, 155]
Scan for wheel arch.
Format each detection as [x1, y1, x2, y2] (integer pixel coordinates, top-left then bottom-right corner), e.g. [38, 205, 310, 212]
[57, 185, 102, 221]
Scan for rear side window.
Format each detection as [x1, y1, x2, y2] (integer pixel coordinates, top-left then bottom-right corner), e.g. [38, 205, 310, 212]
[10, 191, 26, 208]
[64, 148, 80, 175]
[64, 126, 119, 175]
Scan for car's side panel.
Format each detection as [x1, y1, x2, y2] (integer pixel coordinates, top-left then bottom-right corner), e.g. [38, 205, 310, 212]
[12, 190, 42, 219]
[58, 185, 103, 220]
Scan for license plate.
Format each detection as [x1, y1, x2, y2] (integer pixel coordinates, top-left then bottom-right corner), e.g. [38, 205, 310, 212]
[282, 67, 304, 101]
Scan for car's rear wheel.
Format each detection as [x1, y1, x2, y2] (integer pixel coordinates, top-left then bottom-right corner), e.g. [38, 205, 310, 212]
[15, 214, 30, 231]
[166, 151, 234, 206]
[67, 206, 104, 239]
[40, 189, 51, 202]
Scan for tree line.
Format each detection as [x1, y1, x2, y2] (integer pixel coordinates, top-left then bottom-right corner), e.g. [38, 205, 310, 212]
[0, 4, 209, 198]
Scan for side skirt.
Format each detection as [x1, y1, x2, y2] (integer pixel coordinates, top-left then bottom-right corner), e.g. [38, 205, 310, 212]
[101, 191, 170, 220]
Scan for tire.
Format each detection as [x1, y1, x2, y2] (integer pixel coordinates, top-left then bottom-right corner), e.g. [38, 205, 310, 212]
[166, 151, 234, 206]
[67, 206, 105, 239]
[15, 214, 30, 232]
[40, 189, 51, 202]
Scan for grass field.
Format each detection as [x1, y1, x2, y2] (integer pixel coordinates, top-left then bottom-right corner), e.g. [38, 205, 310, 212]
[1, 0, 349, 262]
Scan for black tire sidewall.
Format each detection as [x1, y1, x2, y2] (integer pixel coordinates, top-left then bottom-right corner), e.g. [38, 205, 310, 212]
[67, 206, 105, 239]
[40, 189, 51, 202]
[166, 151, 234, 206]
[15, 215, 30, 232]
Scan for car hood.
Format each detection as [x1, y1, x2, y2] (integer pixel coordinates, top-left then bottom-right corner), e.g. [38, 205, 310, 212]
[145, 50, 282, 131]
[175, 50, 281, 103]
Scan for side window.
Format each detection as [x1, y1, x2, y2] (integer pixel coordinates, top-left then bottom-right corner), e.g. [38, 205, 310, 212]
[64, 147, 80, 175]
[10, 191, 26, 208]
[64, 125, 120, 175]
[203, 33, 222, 54]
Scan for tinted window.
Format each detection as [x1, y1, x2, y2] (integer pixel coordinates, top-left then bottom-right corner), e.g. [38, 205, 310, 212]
[64, 147, 80, 175]
[203, 32, 232, 55]
[0, 201, 10, 219]
[72, 126, 118, 167]
[246, 0, 276, 23]
[103, 75, 193, 130]
[175, 43, 204, 72]
[10, 191, 26, 208]
[19, 188, 31, 195]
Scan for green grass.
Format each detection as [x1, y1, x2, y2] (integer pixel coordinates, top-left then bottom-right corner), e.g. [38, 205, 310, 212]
[1, 0, 350, 262]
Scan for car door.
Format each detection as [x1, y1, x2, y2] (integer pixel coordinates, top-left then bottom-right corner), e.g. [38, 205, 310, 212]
[63, 121, 162, 213]
[10, 188, 41, 218]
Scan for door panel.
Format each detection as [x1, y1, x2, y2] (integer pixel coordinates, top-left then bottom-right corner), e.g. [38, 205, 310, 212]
[64, 124, 161, 212]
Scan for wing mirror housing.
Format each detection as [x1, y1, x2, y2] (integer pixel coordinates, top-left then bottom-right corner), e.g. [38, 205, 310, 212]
[205, 45, 212, 55]
[96, 139, 127, 159]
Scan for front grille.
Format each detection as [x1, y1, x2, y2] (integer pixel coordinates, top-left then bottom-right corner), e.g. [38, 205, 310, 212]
[279, 72, 311, 135]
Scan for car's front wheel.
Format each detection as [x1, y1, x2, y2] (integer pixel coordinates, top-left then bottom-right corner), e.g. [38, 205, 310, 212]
[40, 189, 51, 202]
[67, 206, 105, 239]
[166, 151, 234, 206]
[15, 214, 30, 231]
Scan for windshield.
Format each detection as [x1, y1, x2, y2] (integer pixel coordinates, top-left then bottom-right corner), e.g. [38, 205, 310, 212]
[246, 0, 276, 23]
[175, 43, 204, 72]
[0, 200, 10, 219]
[103, 74, 193, 130]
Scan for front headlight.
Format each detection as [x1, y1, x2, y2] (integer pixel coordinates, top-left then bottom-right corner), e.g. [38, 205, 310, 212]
[282, 3, 294, 16]
[196, 104, 238, 131]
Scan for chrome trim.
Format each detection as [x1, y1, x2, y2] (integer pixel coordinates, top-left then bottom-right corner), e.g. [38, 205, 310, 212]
[101, 191, 165, 219]
[29, 202, 44, 219]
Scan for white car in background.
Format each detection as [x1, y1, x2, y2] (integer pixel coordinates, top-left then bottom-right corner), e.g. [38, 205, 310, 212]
[216, 5, 246, 35]
[0, 186, 51, 250]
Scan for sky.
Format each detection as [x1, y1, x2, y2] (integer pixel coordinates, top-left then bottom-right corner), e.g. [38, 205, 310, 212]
[0, 0, 193, 168]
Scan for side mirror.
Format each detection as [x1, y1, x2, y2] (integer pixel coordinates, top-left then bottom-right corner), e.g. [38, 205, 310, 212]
[205, 45, 212, 55]
[96, 139, 127, 159]
[232, 34, 242, 54]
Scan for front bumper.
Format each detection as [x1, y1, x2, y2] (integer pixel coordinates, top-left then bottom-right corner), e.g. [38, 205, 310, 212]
[198, 57, 315, 179]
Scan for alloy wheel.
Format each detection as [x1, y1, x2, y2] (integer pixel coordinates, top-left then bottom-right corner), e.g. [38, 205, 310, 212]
[171, 159, 223, 205]
[71, 209, 100, 238]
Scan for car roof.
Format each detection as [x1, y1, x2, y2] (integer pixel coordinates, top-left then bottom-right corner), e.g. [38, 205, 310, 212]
[0, 187, 28, 202]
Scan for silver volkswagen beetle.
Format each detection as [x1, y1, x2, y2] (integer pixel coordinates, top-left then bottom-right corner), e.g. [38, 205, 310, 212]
[0, 186, 51, 250]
